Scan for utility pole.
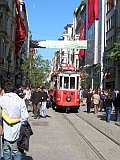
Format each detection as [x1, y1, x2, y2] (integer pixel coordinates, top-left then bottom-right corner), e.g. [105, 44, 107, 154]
[100, 0, 105, 90]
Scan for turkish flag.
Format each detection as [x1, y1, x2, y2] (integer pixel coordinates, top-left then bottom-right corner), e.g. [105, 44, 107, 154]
[94, 0, 99, 20]
[88, 0, 99, 29]
[15, 0, 26, 54]
[79, 20, 86, 58]
[88, 0, 94, 29]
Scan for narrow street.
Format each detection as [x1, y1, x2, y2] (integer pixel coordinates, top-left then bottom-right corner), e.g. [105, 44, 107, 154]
[25, 106, 120, 160]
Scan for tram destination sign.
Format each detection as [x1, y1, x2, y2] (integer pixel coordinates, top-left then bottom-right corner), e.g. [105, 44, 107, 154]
[30, 40, 87, 49]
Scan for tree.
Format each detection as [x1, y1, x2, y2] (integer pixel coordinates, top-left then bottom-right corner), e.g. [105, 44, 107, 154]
[109, 42, 120, 62]
[21, 52, 50, 88]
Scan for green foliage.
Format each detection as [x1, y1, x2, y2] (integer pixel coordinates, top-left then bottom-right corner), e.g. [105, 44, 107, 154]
[81, 0, 86, 5]
[21, 53, 50, 88]
[109, 42, 120, 62]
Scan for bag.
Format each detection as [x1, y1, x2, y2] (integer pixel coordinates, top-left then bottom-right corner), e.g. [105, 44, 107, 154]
[0, 124, 3, 136]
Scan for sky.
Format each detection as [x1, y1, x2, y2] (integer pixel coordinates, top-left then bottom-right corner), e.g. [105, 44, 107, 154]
[24, 0, 81, 60]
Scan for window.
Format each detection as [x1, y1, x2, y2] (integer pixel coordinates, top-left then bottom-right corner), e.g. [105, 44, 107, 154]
[64, 77, 69, 89]
[0, 12, 3, 27]
[11, 24, 15, 42]
[60, 76, 62, 88]
[77, 77, 79, 90]
[70, 77, 75, 89]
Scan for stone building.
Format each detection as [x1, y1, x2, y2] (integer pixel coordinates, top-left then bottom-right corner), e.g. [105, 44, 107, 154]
[0, 0, 30, 87]
[0, 0, 16, 86]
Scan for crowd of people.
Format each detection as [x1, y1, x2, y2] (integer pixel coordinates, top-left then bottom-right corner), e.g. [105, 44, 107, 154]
[0, 81, 120, 159]
[80, 88, 120, 123]
[0, 82, 50, 159]
[16, 85, 50, 119]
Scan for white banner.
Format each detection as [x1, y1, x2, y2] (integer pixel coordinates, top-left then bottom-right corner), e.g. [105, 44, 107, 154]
[37, 40, 87, 49]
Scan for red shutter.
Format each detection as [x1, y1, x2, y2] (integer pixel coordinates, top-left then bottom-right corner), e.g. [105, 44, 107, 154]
[15, 0, 26, 54]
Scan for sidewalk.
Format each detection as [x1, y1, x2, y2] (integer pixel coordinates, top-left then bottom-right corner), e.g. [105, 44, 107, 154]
[78, 105, 120, 145]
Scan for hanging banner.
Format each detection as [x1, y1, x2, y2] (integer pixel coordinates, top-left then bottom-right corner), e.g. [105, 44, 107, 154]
[30, 40, 87, 49]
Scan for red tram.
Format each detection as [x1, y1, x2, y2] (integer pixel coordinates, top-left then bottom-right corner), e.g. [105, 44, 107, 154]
[50, 64, 80, 112]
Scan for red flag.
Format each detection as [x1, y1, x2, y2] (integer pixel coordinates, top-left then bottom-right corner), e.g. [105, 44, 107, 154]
[109, 0, 113, 8]
[88, 0, 94, 29]
[79, 20, 86, 58]
[31, 48, 35, 54]
[94, 0, 99, 20]
[88, 0, 99, 29]
[15, 0, 26, 54]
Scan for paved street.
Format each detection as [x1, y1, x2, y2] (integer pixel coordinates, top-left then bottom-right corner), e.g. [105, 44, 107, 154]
[23, 106, 120, 160]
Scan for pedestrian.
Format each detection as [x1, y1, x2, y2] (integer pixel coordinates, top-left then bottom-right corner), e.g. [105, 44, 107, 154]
[105, 92, 112, 123]
[82, 89, 87, 106]
[86, 89, 93, 113]
[99, 90, 106, 112]
[0, 82, 29, 160]
[114, 92, 120, 121]
[40, 86, 48, 118]
[30, 87, 42, 119]
[23, 86, 31, 110]
[92, 90, 100, 114]
[16, 86, 25, 99]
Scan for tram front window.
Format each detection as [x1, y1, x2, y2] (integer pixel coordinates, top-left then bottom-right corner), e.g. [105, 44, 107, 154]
[64, 77, 69, 89]
[70, 77, 75, 89]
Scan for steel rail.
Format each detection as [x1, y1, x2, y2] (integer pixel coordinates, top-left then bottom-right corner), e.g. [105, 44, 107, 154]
[63, 113, 108, 160]
[75, 113, 120, 146]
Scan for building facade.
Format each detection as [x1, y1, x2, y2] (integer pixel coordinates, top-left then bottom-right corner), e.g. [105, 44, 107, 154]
[0, 0, 16, 86]
[103, 0, 120, 89]
[0, 0, 29, 87]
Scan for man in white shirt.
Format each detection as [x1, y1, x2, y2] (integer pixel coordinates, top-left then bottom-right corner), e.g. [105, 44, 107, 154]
[23, 86, 31, 110]
[0, 82, 29, 160]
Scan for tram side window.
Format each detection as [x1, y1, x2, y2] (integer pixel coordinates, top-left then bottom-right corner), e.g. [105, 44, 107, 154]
[77, 77, 79, 90]
[60, 76, 62, 89]
[70, 77, 75, 89]
[64, 77, 69, 89]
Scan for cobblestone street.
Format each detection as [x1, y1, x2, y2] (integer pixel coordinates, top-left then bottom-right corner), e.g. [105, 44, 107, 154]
[24, 106, 120, 160]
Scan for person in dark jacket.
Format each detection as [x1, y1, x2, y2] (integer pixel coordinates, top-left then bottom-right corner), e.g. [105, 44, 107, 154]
[30, 87, 42, 119]
[86, 90, 93, 113]
[105, 93, 112, 123]
[114, 92, 120, 121]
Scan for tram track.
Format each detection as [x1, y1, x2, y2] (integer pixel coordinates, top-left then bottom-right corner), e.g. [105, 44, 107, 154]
[75, 113, 120, 147]
[62, 113, 119, 160]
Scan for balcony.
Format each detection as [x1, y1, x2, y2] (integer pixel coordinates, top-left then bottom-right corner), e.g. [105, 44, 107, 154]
[0, 0, 10, 12]
[0, 26, 8, 35]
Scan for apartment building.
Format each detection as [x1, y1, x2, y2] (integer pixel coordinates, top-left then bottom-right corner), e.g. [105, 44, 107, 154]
[0, 0, 16, 86]
[104, 0, 120, 89]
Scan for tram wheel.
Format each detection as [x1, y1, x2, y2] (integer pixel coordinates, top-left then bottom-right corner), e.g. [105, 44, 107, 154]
[66, 108, 70, 114]
[74, 109, 79, 113]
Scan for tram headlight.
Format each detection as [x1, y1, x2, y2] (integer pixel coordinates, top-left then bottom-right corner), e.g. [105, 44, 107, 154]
[66, 96, 71, 102]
